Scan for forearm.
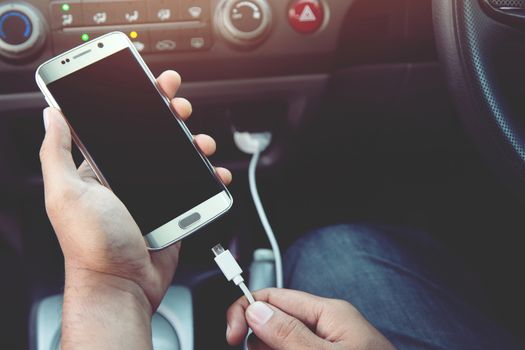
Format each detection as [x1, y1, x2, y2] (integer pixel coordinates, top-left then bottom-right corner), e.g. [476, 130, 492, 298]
[61, 268, 153, 350]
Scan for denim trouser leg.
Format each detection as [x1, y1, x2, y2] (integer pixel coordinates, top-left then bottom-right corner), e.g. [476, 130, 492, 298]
[284, 224, 521, 350]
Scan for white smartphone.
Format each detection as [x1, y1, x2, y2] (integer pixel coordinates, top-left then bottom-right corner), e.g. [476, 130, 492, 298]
[35, 31, 232, 250]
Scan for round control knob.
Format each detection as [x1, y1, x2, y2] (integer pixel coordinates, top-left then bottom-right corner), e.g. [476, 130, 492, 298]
[0, 2, 46, 59]
[215, 0, 272, 49]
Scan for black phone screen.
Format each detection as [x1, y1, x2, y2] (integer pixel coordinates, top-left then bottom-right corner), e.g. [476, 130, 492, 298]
[47, 48, 223, 234]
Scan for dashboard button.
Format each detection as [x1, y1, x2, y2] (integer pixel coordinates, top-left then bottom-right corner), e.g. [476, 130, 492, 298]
[180, 0, 209, 21]
[181, 27, 212, 50]
[0, 10, 32, 45]
[147, 0, 179, 22]
[288, 0, 324, 34]
[230, 0, 263, 32]
[83, 1, 117, 26]
[215, 0, 272, 49]
[150, 29, 181, 53]
[50, 1, 82, 29]
[125, 29, 150, 53]
[0, 2, 46, 59]
[114, 1, 147, 25]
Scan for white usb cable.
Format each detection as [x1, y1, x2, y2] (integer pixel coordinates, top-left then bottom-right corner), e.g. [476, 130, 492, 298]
[233, 131, 284, 289]
[218, 131, 279, 350]
[212, 244, 255, 304]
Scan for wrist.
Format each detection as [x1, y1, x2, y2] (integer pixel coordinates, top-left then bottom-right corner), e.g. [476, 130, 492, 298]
[64, 266, 153, 316]
[61, 267, 153, 349]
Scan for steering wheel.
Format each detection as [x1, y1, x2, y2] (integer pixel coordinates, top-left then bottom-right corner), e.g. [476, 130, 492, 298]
[433, 0, 525, 194]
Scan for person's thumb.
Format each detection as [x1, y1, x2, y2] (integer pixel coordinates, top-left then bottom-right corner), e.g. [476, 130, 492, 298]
[245, 301, 330, 350]
[39, 108, 79, 196]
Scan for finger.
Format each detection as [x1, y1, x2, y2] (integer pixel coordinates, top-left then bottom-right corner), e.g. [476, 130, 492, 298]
[77, 160, 99, 183]
[226, 298, 250, 345]
[246, 301, 329, 350]
[171, 97, 192, 121]
[252, 289, 364, 343]
[256, 289, 325, 327]
[40, 108, 81, 195]
[152, 241, 181, 268]
[216, 167, 232, 186]
[226, 290, 324, 346]
[194, 134, 216, 156]
[151, 241, 181, 282]
[247, 333, 272, 350]
[157, 70, 181, 100]
[229, 288, 326, 331]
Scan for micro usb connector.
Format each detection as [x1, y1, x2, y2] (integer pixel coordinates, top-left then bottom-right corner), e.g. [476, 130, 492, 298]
[212, 244, 255, 304]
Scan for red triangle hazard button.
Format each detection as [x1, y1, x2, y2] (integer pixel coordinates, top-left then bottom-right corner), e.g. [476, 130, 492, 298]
[289, 0, 324, 34]
[299, 5, 317, 22]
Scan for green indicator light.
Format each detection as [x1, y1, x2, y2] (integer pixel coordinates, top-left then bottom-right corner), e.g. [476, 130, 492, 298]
[81, 33, 90, 42]
[61, 4, 71, 12]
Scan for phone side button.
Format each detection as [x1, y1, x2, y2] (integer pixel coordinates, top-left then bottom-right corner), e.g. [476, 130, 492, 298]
[178, 212, 201, 229]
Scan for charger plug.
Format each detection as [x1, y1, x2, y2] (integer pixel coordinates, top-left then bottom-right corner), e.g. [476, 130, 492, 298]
[233, 131, 272, 155]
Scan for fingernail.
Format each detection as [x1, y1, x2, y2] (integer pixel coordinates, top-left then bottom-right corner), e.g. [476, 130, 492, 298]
[43, 108, 50, 131]
[226, 323, 231, 339]
[246, 302, 274, 326]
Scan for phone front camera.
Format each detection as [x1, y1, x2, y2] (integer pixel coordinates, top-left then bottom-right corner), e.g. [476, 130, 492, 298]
[98, 42, 104, 48]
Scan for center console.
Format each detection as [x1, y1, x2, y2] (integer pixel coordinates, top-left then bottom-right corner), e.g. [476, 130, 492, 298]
[31, 286, 194, 350]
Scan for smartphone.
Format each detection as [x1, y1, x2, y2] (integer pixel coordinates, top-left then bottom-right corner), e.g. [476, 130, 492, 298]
[35, 32, 232, 250]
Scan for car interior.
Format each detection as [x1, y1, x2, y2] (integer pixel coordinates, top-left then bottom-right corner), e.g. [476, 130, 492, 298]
[1, 0, 524, 349]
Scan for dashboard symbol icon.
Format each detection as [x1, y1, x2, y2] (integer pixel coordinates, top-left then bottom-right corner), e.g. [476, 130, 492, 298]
[188, 6, 202, 19]
[155, 40, 176, 51]
[62, 14, 73, 26]
[157, 8, 171, 21]
[93, 12, 107, 24]
[298, 5, 316, 22]
[133, 41, 145, 52]
[125, 10, 139, 23]
[190, 37, 204, 49]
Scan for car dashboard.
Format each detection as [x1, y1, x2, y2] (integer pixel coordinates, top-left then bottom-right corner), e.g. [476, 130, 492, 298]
[0, 1, 439, 349]
[0, 0, 435, 175]
[1, 0, 349, 86]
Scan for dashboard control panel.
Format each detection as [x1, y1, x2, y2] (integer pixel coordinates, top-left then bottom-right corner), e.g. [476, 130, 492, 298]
[0, 0, 336, 60]
[0, 0, 353, 90]
[50, 0, 213, 55]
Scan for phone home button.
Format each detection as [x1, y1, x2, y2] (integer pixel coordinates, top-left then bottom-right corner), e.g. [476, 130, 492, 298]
[178, 212, 201, 229]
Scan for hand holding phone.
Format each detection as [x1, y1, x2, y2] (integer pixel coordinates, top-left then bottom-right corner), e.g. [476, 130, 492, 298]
[36, 32, 233, 249]
[38, 74, 232, 349]
[40, 71, 231, 307]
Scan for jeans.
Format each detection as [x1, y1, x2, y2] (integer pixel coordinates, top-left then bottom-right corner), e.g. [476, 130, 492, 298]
[284, 224, 522, 350]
